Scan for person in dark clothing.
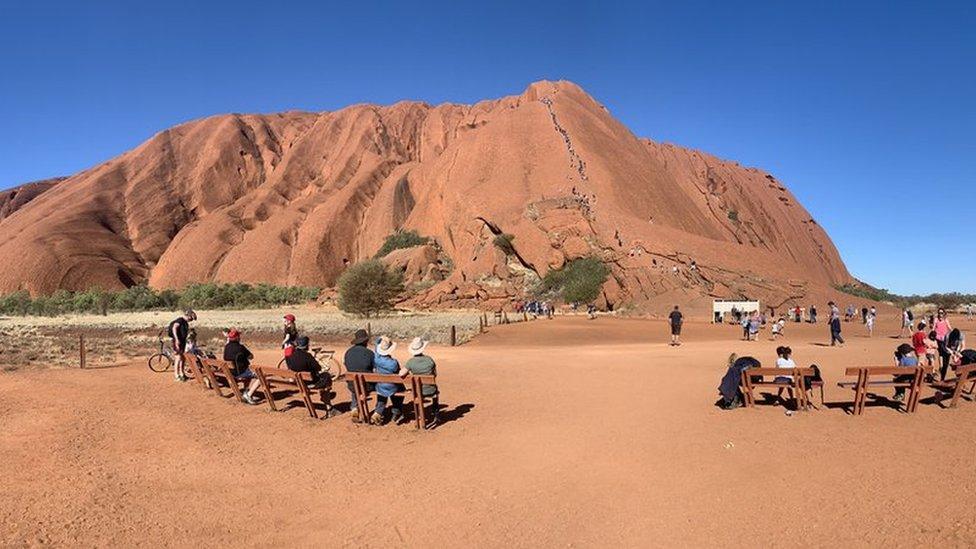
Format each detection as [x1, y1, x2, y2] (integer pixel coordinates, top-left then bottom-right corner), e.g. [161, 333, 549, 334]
[168, 309, 196, 382]
[717, 354, 760, 409]
[223, 329, 262, 405]
[343, 329, 375, 422]
[669, 305, 683, 346]
[285, 336, 329, 388]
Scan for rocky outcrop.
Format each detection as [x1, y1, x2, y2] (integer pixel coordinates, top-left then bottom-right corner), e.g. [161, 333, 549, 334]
[0, 81, 853, 312]
[0, 177, 65, 222]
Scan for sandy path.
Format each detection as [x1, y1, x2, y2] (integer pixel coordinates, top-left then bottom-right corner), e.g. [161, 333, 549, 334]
[2, 316, 975, 547]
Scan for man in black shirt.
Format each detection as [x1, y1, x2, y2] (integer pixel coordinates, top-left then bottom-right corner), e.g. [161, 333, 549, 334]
[669, 305, 683, 346]
[168, 309, 196, 382]
[224, 329, 262, 405]
[343, 329, 374, 422]
[285, 336, 328, 388]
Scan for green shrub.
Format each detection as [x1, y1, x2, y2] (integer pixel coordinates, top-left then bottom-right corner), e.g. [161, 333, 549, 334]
[337, 260, 404, 317]
[0, 283, 321, 316]
[0, 291, 32, 315]
[541, 257, 610, 304]
[727, 209, 739, 222]
[374, 230, 429, 258]
[493, 233, 517, 256]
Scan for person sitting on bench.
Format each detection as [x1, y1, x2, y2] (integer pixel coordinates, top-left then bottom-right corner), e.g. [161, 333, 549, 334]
[343, 329, 374, 422]
[774, 346, 796, 403]
[717, 353, 760, 409]
[893, 343, 919, 402]
[284, 336, 329, 389]
[405, 337, 439, 424]
[371, 336, 407, 426]
[225, 329, 262, 405]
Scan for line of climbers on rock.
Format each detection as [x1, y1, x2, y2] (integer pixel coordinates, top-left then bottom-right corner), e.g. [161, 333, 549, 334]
[165, 310, 440, 427]
[541, 97, 588, 181]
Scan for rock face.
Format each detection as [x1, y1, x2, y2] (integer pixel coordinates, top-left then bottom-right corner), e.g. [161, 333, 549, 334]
[0, 177, 65, 222]
[0, 81, 854, 312]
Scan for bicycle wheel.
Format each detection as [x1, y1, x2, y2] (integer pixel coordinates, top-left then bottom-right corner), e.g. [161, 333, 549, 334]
[276, 357, 287, 369]
[148, 353, 172, 372]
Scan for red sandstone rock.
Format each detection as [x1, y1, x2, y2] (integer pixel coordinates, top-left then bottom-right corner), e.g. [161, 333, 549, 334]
[0, 81, 853, 311]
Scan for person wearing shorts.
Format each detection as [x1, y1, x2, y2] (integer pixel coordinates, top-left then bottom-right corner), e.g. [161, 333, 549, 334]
[168, 309, 196, 382]
[669, 305, 683, 346]
[224, 329, 261, 404]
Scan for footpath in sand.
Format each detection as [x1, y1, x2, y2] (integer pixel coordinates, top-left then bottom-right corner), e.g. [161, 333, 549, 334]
[2, 316, 975, 547]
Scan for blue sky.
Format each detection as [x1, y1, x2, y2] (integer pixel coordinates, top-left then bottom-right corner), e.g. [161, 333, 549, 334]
[1, 1, 973, 294]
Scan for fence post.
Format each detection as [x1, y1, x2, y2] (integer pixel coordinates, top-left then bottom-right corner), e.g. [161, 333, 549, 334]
[450, 325, 457, 347]
[523, 311, 528, 322]
[79, 334, 86, 369]
[503, 312, 509, 325]
[479, 316, 485, 333]
[367, 322, 372, 338]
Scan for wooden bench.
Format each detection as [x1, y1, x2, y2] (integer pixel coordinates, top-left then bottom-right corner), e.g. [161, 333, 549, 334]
[202, 359, 248, 402]
[181, 353, 206, 388]
[253, 365, 334, 420]
[739, 368, 808, 410]
[347, 372, 438, 430]
[195, 357, 225, 395]
[837, 366, 924, 415]
[930, 364, 976, 408]
[803, 368, 825, 410]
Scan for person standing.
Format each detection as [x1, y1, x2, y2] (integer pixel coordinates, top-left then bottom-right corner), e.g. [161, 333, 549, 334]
[168, 309, 196, 382]
[809, 304, 817, 323]
[829, 301, 844, 346]
[900, 309, 912, 337]
[934, 310, 954, 380]
[669, 305, 683, 346]
[866, 308, 876, 337]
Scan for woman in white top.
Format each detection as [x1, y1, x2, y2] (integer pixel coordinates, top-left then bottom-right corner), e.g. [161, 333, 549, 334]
[775, 346, 796, 404]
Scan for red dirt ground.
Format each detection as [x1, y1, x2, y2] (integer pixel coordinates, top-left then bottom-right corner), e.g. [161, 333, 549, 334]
[2, 315, 975, 547]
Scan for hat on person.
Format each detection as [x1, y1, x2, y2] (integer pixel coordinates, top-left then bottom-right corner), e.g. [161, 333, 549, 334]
[376, 336, 396, 356]
[227, 329, 240, 341]
[408, 337, 429, 356]
[351, 329, 369, 345]
[295, 336, 310, 350]
[283, 313, 296, 323]
[184, 309, 197, 320]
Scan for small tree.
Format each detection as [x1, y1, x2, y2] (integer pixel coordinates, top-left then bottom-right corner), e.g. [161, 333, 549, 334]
[374, 230, 430, 258]
[337, 260, 404, 317]
[542, 257, 609, 304]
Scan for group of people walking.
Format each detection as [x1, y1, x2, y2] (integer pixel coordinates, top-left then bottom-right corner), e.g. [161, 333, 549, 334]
[165, 310, 439, 427]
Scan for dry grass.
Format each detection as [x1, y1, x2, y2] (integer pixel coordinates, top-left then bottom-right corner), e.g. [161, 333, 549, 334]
[0, 305, 489, 369]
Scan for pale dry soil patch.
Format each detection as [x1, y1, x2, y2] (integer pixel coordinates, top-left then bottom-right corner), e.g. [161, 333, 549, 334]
[2, 316, 975, 547]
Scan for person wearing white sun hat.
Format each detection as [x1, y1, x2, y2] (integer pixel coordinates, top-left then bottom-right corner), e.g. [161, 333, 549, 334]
[371, 336, 407, 425]
[405, 337, 439, 425]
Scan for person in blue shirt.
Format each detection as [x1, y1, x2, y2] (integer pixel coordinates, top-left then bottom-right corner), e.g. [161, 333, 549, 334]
[893, 343, 919, 402]
[371, 336, 407, 425]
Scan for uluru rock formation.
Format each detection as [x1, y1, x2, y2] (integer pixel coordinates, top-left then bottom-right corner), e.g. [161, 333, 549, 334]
[0, 81, 855, 312]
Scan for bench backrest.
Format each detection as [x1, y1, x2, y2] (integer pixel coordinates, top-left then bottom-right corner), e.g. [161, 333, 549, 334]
[956, 364, 976, 380]
[254, 365, 303, 383]
[844, 366, 923, 377]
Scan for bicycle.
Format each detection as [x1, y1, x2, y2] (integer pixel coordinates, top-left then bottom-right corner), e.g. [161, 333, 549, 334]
[148, 331, 176, 372]
[277, 346, 338, 379]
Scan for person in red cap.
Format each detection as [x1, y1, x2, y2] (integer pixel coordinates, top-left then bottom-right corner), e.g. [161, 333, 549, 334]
[282, 314, 299, 357]
[223, 329, 261, 405]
